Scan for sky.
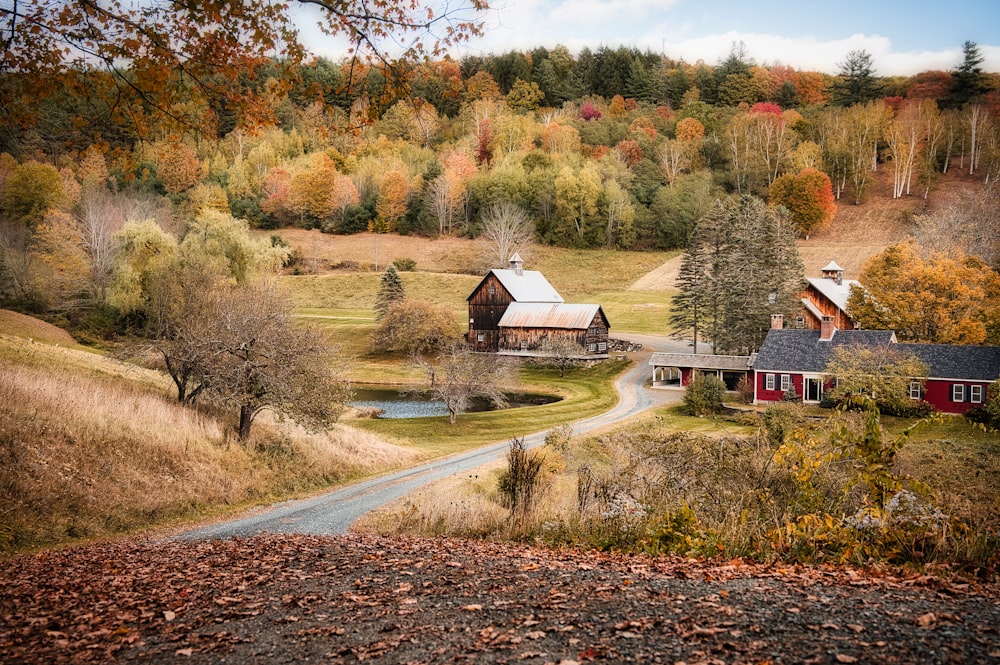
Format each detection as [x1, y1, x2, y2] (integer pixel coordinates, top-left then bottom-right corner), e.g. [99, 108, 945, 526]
[301, 0, 1000, 77]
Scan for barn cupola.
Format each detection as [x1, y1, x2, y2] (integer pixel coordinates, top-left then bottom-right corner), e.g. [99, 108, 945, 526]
[820, 260, 845, 286]
[509, 252, 524, 276]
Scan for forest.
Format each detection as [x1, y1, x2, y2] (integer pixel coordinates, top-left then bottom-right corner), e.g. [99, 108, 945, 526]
[1, 1, 999, 334]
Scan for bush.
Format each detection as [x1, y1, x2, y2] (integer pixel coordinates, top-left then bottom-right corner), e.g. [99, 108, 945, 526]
[683, 374, 726, 416]
[392, 257, 417, 272]
[497, 438, 545, 515]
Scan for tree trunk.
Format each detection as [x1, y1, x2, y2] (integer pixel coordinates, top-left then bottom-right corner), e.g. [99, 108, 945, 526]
[238, 404, 255, 441]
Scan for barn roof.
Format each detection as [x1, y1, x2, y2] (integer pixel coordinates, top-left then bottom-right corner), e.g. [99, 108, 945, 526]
[897, 343, 1000, 382]
[649, 353, 752, 371]
[753, 329, 897, 373]
[498, 302, 605, 330]
[806, 276, 861, 313]
[467, 269, 564, 303]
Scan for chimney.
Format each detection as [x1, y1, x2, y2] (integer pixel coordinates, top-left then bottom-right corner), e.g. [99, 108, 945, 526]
[820, 316, 835, 341]
[509, 252, 524, 276]
[771, 314, 783, 330]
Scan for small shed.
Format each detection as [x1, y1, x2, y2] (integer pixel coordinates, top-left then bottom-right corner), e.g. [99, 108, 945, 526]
[649, 353, 753, 390]
[498, 303, 610, 358]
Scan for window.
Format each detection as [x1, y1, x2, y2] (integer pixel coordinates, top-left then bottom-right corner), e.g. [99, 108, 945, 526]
[476, 333, 484, 342]
[597, 342, 607, 352]
[488, 286, 496, 296]
[971, 385, 984, 403]
[952, 384, 965, 402]
[765, 373, 775, 391]
[780, 374, 791, 392]
[588, 343, 596, 352]
[908, 382, 922, 400]
[520, 340, 529, 350]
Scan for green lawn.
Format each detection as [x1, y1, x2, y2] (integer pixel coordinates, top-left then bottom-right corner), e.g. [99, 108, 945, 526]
[349, 360, 629, 457]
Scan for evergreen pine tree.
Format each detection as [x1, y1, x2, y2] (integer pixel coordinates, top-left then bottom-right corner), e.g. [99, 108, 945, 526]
[374, 265, 406, 320]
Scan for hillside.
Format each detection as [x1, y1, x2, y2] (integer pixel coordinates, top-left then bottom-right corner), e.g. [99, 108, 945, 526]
[0, 311, 420, 551]
[268, 169, 987, 298]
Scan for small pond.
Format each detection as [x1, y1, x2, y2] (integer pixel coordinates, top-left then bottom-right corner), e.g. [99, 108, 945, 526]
[350, 387, 560, 419]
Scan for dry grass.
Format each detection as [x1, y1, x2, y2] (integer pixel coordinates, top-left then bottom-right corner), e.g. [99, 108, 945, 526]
[0, 309, 79, 347]
[0, 343, 419, 552]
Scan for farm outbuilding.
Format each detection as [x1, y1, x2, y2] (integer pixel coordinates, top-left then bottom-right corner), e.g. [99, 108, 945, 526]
[467, 254, 610, 358]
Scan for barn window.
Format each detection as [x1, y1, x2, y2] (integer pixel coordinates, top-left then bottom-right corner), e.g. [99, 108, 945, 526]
[970, 385, 983, 403]
[780, 374, 791, 392]
[908, 381, 922, 400]
[520, 340, 529, 350]
[598, 342, 607, 352]
[588, 343, 596, 352]
[489, 286, 496, 296]
[952, 384, 965, 402]
[477, 333, 484, 342]
[765, 373, 775, 391]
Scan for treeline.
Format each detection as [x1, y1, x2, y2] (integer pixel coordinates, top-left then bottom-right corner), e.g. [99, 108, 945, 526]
[1, 42, 998, 275]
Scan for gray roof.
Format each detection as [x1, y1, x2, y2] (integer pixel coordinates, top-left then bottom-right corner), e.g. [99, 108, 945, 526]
[498, 302, 605, 330]
[649, 353, 752, 371]
[753, 329, 897, 373]
[806, 277, 861, 313]
[821, 261, 845, 273]
[896, 343, 1000, 382]
[480, 269, 564, 303]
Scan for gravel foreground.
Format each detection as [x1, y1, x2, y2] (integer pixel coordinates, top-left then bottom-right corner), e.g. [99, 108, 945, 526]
[2, 534, 998, 664]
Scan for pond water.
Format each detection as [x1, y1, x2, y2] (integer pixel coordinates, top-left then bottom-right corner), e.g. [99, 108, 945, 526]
[350, 387, 560, 419]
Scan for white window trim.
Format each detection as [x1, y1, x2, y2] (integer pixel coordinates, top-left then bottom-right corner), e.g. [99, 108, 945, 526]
[908, 381, 922, 400]
[765, 373, 775, 391]
[780, 374, 791, 392]
[952, 384, 965, 402]
[970, 385, 983, 403]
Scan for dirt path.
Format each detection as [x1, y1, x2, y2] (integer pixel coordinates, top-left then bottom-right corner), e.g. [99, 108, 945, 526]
[3, 535, 998, 664]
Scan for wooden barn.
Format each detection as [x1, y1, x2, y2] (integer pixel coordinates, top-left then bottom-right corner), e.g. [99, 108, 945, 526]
[467, 254, 610, 358]
[797, 261, 859, 331]
[498, 302, 610, 358]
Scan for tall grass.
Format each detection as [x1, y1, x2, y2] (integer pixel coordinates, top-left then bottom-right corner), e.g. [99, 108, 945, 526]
[0, 357, 419, 552]
[360, 405, 1000, 572]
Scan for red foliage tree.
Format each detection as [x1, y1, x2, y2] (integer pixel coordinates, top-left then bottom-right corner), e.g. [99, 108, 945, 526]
[579, 102, 602, 121]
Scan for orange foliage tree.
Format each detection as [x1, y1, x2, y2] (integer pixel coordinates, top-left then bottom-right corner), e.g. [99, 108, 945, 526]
[768, 168, 836, 238]
[848, 242, 1000, 344]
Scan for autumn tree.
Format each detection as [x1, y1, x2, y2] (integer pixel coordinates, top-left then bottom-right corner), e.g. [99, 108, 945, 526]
[201, 279, 351, 442]
[371, 299, 458, 356]
[824, 345, 929, 414]
[1, 161, 66, 227]
[374, 169, 410, 233]
[768, 168, 836, 238]
[374, 265, 406, 319]
[2, 0, 488, 141]
[30, 211, 90, 311]
[848, 241, 1000, 345]
[415, 340, 517, 424]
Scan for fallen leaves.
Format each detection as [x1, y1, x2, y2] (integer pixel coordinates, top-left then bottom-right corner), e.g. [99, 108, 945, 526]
[0, 533, 997, 664]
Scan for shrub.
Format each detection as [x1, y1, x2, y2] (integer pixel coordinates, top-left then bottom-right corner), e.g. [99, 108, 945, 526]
[392, 257, 417, 272]
[497, 438, 545, 515]
[683, 374, 726, 416]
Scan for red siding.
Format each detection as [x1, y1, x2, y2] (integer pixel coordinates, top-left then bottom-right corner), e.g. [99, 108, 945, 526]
[755, 371, 803, 402]
[922, 379, 991, 414]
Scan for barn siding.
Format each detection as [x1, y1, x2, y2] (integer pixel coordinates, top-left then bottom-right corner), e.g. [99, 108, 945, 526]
[468, 274, 513, 351]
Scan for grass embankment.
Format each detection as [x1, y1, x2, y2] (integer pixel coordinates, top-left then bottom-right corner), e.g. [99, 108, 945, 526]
[361, 403, 1000, 573]
[0, 330, 420, 553]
